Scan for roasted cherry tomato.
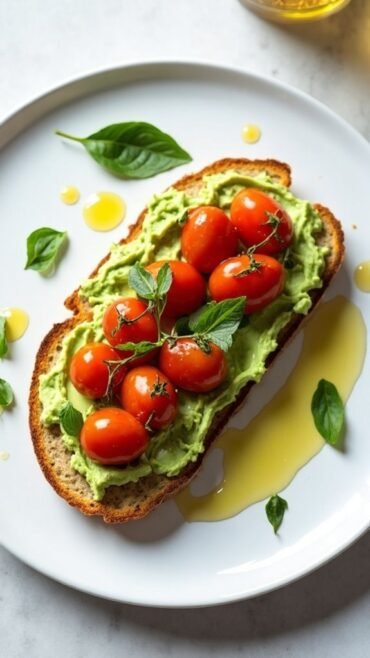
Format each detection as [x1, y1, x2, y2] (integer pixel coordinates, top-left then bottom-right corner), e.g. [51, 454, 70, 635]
[181, 205, 239, 273]
[102, 297, 158, 365]
[121, 366, 177, 430]
[230, 188, 293, 254]
[146, 260, 207, 319]
[160, 338, 227, 393]
[69, 342, 126, 399]
[209, 254, 284, 314]
[80, 407, 149, 465]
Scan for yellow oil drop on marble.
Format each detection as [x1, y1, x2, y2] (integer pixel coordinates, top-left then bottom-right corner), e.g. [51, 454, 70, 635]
[0, 307, 29, 342]
[177, 296, 366, 522]
[354, 261, 370, 293]
[0, 452, 10, 461]
[83, 191, 126, 232]
[60, 185, 80, 205]
[242, 124, 261, 144]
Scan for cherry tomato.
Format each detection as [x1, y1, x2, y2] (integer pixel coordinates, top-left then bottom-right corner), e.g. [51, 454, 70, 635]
[209, 254, 284, 314]
[102, 297, 158, 366]
[80, 407, 149, 465]
[69, 342, 126, 399]
[146, 260, 207, 319]
[121, 366, 177, 430]
[181, 206, 239, 273]
[160, 338, 227, 393]
[230, 188, 293, 254]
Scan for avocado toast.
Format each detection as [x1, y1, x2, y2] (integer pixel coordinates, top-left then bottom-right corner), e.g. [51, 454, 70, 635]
[29, 158, 344, 523]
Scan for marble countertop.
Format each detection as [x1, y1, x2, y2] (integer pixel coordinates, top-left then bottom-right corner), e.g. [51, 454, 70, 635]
[1, 0, 370, 656]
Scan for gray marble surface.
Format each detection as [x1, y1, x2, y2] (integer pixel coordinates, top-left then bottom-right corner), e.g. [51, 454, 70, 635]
[1, 0, 370, 655]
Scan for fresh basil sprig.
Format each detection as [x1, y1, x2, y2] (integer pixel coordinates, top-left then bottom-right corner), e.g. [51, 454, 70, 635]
[55, 122, 192, 180]
[116, 340, 162, 356]
[265, 494, 288, 534]
[59, 402, 84, 437]
[0, 378, 14, 408]
[188, 297, 246, 351]
[311, 379, 344, 446]
[0, 317, 8, 358]
[128, 262, 172, 302]
[25, 227, 68, 274]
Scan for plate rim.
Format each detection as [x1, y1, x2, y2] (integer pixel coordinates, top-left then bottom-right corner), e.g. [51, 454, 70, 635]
[1, 58, 370, 607]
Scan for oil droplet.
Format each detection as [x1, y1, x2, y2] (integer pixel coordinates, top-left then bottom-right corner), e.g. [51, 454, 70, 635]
[354, 261, 370, 292]
[0, 451, 9, 461]
[0, 307, 29, 342]
[177, 296, 366, 522]
[60, 185, 80, 205]
[242, 124, 261, 144]
[83, 191, 125, 232]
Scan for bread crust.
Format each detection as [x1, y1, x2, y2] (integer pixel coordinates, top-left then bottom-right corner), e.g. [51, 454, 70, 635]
[28, 159, 344, 523]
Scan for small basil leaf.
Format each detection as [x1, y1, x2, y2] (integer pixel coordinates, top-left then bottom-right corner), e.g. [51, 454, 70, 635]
[156, 263, 172, 299]
[59, 402, 84, 437]
[55, 122, 192, 180]
[0, 317, 8, 358]
[189, 297, 246, 352]
[128, 263, 156, 300]
[25, 227, 68, 274]
[174, 316, 191, 336]
[116, 340, 160, 355]
[265, 494, 288, 534]
[0, 379, 14, 407]
[311, 379, 344, 445]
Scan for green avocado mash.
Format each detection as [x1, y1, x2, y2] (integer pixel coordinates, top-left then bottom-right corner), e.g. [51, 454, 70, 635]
[39, 171, 327, 500]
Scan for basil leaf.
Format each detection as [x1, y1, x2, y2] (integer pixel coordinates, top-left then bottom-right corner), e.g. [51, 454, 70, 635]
[265, 494, 288, 534]
[59, 402, 84, 437]
[55, 122, 192, 179]
[0, 317, 8, 358]
[0, 379, 14, 407]
[189, 296, 246, 351]
[25, 227, 68, 274]
[128, 263, 156, 300]
[116, 340, 161, 355]
[311, 379, 344, 445]
[174, 316, 191, 336]
[156, 263, 172, 298]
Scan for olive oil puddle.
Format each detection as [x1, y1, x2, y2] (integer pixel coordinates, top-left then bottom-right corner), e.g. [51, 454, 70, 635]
[354, 261, 370, 293]
[177, 296, 366, 522]
[60, 185, 80, 205]
[83, 191, 125, 232]
[0, 307, 29, 342]
[242, 124, 261, 144]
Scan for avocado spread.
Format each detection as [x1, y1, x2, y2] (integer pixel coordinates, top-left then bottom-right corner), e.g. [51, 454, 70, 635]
[39, 171, 327, 500]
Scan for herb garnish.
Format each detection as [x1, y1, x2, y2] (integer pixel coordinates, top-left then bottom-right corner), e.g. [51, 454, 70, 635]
[265, 494, 288, 534]
[311, 379, 344, 446]
[0, 379, 14, 408]
[59, 402, 84, 437]
[0, 317, 8, 358]
[25, 227, 68, 274]
[55, 122, 192, 180]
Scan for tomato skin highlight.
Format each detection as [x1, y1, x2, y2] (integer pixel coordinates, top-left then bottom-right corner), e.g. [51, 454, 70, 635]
[160, 338, 227, 393]
[69, 342, 125, 399]
[102, 297, 158, 365]
[181, 206, 239, 273]
[80, 407, 149, 465]
[209, 254, 285, 314]
[230, 188, 293, 255]
[121, 366, 177, 430]
[146, 260, 206, 319]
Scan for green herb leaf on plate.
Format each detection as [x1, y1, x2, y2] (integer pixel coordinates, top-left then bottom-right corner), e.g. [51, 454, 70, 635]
[0, 317, 8, 358]
[59, 402, 84, 437]
[265, 494, 288, 534]
[188, 296, 246, 351]
[25, 227, 68, 274]
[0, 379, 14, 408]
[55, 122, 192, 179]
[311, 379, 344, 445]
[156, 263, 172, 299]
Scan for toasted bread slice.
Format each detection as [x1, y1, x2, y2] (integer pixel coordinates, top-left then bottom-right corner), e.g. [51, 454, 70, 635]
[29, 159, 344, 523]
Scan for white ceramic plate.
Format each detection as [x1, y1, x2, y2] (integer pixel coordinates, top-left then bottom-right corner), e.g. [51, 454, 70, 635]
[1, 62, 369, 607]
